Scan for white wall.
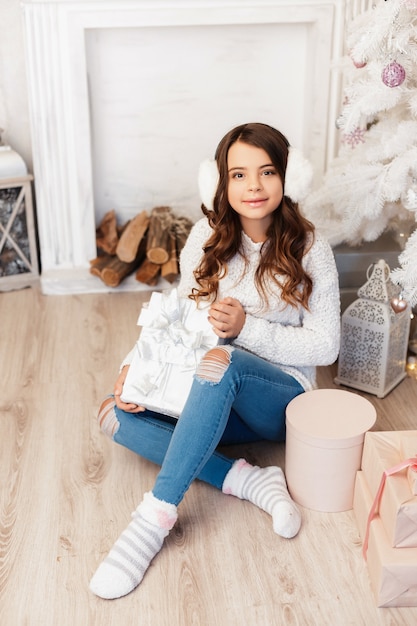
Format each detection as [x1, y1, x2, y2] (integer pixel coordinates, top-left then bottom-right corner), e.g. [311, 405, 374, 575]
[0, 0, 33, 172]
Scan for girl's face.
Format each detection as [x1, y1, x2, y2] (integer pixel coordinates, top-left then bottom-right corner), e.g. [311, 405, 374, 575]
[226, 141, 283, 241]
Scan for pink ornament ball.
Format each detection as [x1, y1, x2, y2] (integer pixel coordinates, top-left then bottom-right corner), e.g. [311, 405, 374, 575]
[349, 48, 367, 69]
[353, 59, 367, 69]
[382, 61, 406, 88]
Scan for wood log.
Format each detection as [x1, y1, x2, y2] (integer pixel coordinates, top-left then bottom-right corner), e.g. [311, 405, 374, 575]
[101, 257, 141, 287]
[89, 255, 113, 277]
[146, 206, 174, 265]
[161, 232, 179, 284]
[135, 258, 161, 286]
[98, 239, 146, 287]
[95, 209, 119, 255]
[116, 210, 150, 263]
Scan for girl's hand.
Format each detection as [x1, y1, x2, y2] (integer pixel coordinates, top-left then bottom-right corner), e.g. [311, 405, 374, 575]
[114, 365, 145, 413]
[208, 297, 246, 339]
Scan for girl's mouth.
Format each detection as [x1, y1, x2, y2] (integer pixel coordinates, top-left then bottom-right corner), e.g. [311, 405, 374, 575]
[244, 199, 267, 207]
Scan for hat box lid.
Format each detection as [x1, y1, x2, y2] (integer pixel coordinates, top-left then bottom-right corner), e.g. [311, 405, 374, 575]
[286, 389, 376, 450]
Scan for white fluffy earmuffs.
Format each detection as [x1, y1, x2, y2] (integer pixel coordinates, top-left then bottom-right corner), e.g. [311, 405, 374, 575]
[198, 146, 313, 210]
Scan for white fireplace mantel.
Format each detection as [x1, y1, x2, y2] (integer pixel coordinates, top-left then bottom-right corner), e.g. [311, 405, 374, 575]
[22, 0, 345, 294]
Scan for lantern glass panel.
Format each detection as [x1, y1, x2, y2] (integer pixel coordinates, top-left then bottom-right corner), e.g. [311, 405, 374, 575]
[0, 186, 33, 276]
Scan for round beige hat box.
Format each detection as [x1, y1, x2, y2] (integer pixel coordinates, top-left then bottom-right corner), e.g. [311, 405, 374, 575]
[285, 389, 376, 512]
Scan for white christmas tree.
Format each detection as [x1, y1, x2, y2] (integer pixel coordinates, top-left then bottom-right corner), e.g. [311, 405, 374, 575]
[303, 0, 417, 307]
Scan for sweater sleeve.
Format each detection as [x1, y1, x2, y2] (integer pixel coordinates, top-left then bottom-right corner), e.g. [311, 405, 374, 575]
[234, 235, 341, 367]
[177, 218, 211, 298]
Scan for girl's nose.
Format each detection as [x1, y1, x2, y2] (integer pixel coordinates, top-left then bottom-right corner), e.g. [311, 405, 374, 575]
[248, 178, 262, 192]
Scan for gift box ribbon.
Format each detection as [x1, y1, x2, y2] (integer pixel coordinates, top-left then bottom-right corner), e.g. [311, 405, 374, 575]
[134, 290, 216, 396]
[139, 320, 209, 360]
[363, 456, 417, 559]
[138, 289, 214, 363]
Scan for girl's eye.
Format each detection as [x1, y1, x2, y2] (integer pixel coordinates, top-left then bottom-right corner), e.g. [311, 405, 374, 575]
[262, 169, 275, 176]
[232, 172, 244, 179]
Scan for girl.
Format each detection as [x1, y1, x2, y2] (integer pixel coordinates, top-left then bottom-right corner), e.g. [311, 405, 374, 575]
[90, 122, 340, 599]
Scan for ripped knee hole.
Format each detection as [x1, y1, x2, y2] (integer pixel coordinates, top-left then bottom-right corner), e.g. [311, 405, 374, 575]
[97, 396, 120, 437]
[196, 346, 233, 383]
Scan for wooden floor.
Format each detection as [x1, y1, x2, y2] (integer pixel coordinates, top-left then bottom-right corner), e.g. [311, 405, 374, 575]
[1, 284, 417, 626]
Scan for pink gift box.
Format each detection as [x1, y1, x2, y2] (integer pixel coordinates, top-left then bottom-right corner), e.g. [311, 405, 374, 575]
[400, 434, 417, 495]
[361, 431, 417, 547]
[353, 471, 417, 608]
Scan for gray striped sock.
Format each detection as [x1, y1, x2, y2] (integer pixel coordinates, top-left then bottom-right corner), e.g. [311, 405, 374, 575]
[90, 492, 177, 599]
[222, 459, 301, 539]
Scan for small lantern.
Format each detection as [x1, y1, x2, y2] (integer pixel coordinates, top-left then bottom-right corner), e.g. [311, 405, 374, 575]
[335, 259, 411, 398]
[0, 144, 39, 291]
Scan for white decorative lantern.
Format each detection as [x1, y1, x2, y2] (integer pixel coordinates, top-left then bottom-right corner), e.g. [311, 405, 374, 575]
[335, 259, 411, 398]
[0, 145, 39, 291]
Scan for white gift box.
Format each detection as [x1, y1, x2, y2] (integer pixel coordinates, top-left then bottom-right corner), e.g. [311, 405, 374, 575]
[121, 289, 218, 417]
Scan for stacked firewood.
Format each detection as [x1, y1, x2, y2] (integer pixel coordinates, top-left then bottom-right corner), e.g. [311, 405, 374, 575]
[90, 206, 193, 287]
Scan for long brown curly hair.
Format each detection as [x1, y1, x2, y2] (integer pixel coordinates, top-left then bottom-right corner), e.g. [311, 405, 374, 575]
[191, 123, 315, 310]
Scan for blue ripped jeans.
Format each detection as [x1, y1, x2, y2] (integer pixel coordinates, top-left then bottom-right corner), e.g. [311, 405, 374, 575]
[109, 347, 304, 506]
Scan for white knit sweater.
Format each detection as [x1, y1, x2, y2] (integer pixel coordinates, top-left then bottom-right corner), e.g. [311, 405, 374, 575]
[122, 218, 340, 391]
[176, 218, 340, 391]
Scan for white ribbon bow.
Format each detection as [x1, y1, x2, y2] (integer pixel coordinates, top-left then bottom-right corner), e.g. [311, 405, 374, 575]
[134, 289, 215, 395]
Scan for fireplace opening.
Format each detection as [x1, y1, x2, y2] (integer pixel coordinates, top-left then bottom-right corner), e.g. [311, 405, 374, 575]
[85, 22, 310, 230]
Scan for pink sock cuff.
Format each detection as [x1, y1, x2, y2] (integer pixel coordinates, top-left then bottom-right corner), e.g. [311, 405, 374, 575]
[222, 458, 252, 495]
[235, 459, 251, 472]
[137, 492, 178, 530]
